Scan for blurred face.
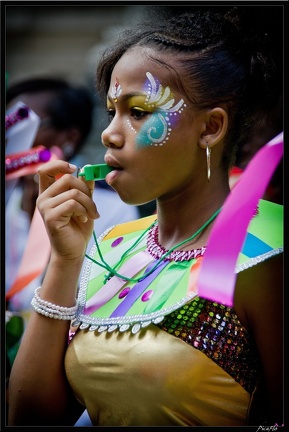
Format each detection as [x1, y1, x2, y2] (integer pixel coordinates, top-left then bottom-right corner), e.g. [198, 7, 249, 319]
[101, 47, 207, 205]
[7, 92, 67, 150]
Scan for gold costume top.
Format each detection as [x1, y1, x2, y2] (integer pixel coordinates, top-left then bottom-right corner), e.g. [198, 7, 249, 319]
[65, 199, 283, 426]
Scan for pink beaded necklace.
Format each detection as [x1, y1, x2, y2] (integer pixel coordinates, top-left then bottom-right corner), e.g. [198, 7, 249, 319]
[146, 223, 206, 261]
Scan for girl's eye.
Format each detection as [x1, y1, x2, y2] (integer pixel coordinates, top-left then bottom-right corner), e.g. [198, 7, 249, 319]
[107, 109, 115, 122]
[106, 107, 150, 123]
[131, 108, 150, 120]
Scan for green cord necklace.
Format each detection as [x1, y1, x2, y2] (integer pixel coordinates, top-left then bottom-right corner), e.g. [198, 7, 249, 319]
[85, 207, 222, 284]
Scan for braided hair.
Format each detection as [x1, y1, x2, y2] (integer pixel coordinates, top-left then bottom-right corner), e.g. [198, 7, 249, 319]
[96, 6, 282, 170]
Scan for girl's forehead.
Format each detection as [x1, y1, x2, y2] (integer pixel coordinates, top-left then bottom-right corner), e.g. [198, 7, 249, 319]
[111, 48, 175, 89]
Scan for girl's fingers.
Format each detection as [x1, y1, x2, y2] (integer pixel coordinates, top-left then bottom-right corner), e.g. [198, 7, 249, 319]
[37, 160, 98, 213]
[38, 160, 77, 194]
[79, 177, 95, 198]
[45, 199, 93, 229]
[39, 188, 99, 221]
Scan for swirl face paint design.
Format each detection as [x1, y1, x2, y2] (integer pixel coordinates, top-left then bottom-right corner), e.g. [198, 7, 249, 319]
[136, 72, 186, 147]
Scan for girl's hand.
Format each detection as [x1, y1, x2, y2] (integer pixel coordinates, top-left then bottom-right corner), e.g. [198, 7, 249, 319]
[36, 160, 99, 262]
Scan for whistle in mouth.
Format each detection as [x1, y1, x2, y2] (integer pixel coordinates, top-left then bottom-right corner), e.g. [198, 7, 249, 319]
[77, 164, 113, 181]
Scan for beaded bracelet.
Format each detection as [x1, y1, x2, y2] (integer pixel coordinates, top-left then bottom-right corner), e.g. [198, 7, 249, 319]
[31, 287, 77, 320]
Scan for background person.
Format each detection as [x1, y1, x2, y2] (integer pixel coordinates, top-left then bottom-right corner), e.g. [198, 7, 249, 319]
[6, 77, 95, 298]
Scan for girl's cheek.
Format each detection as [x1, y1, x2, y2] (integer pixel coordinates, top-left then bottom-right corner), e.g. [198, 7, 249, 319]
[136, 110, 183, 148]
[136, 111, 168, 147]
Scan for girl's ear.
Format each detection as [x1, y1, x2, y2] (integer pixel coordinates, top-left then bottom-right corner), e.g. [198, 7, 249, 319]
[199, 107, 228, 149]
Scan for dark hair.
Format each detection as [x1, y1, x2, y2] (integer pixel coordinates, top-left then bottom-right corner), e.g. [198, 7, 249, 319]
[96, 6, 283, 170]
[6, 77, 94, 151]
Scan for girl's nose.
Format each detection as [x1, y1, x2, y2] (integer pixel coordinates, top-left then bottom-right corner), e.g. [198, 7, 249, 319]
[101, 119, 125, 149]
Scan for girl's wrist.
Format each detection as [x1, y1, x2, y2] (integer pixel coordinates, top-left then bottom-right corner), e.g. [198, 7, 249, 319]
[49, 251, 85, 272]
[39, 254, 84, 306]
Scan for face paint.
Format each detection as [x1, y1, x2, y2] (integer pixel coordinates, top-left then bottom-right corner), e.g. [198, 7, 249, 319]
[127, 119, 137, 134]
[136, 72, 186, 147]
[111, 77, 122, 102]
[126, 95, 150, 134]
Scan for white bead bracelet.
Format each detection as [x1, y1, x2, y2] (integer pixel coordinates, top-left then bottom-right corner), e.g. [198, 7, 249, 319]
[31, 287, 77, 320]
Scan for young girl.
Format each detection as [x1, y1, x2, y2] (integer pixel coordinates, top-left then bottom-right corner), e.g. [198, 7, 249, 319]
[8, 7, 283, 426]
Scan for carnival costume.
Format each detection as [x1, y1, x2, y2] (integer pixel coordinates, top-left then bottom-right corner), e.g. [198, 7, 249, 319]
[65, 198, 283, 426]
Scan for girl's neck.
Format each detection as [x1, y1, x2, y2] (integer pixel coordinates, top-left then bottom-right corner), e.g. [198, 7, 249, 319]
[155, 186, 230, 251]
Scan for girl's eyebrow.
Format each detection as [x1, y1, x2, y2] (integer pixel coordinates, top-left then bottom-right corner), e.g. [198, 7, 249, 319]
[107, 92, 147, 102]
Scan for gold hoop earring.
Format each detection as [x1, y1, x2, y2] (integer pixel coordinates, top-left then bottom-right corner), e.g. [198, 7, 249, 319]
[206, 143, 211, 182]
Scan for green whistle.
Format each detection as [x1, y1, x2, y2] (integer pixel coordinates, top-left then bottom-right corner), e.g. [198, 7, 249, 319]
[78, 164, 113, 181]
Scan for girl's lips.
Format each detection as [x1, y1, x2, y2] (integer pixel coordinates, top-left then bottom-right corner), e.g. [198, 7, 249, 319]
[104, 155, 122, 170]
[105, 168, 122, 185]
[104, 155, 124, 185]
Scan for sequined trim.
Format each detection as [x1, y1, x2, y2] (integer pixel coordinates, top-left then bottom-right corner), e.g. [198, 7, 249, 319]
[96, 225, 116, 244]
[156, 297, 260, 394]
[236, 247, 283, 273]
[72, 292, 198, 334]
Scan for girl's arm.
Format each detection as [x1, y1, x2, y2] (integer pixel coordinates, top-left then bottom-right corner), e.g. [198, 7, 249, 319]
[8, 161, 99, 425]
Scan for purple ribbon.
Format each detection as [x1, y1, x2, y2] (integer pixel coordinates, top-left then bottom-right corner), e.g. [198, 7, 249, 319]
[197, 132, 283, 307]
[110, 260, 169, 317]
